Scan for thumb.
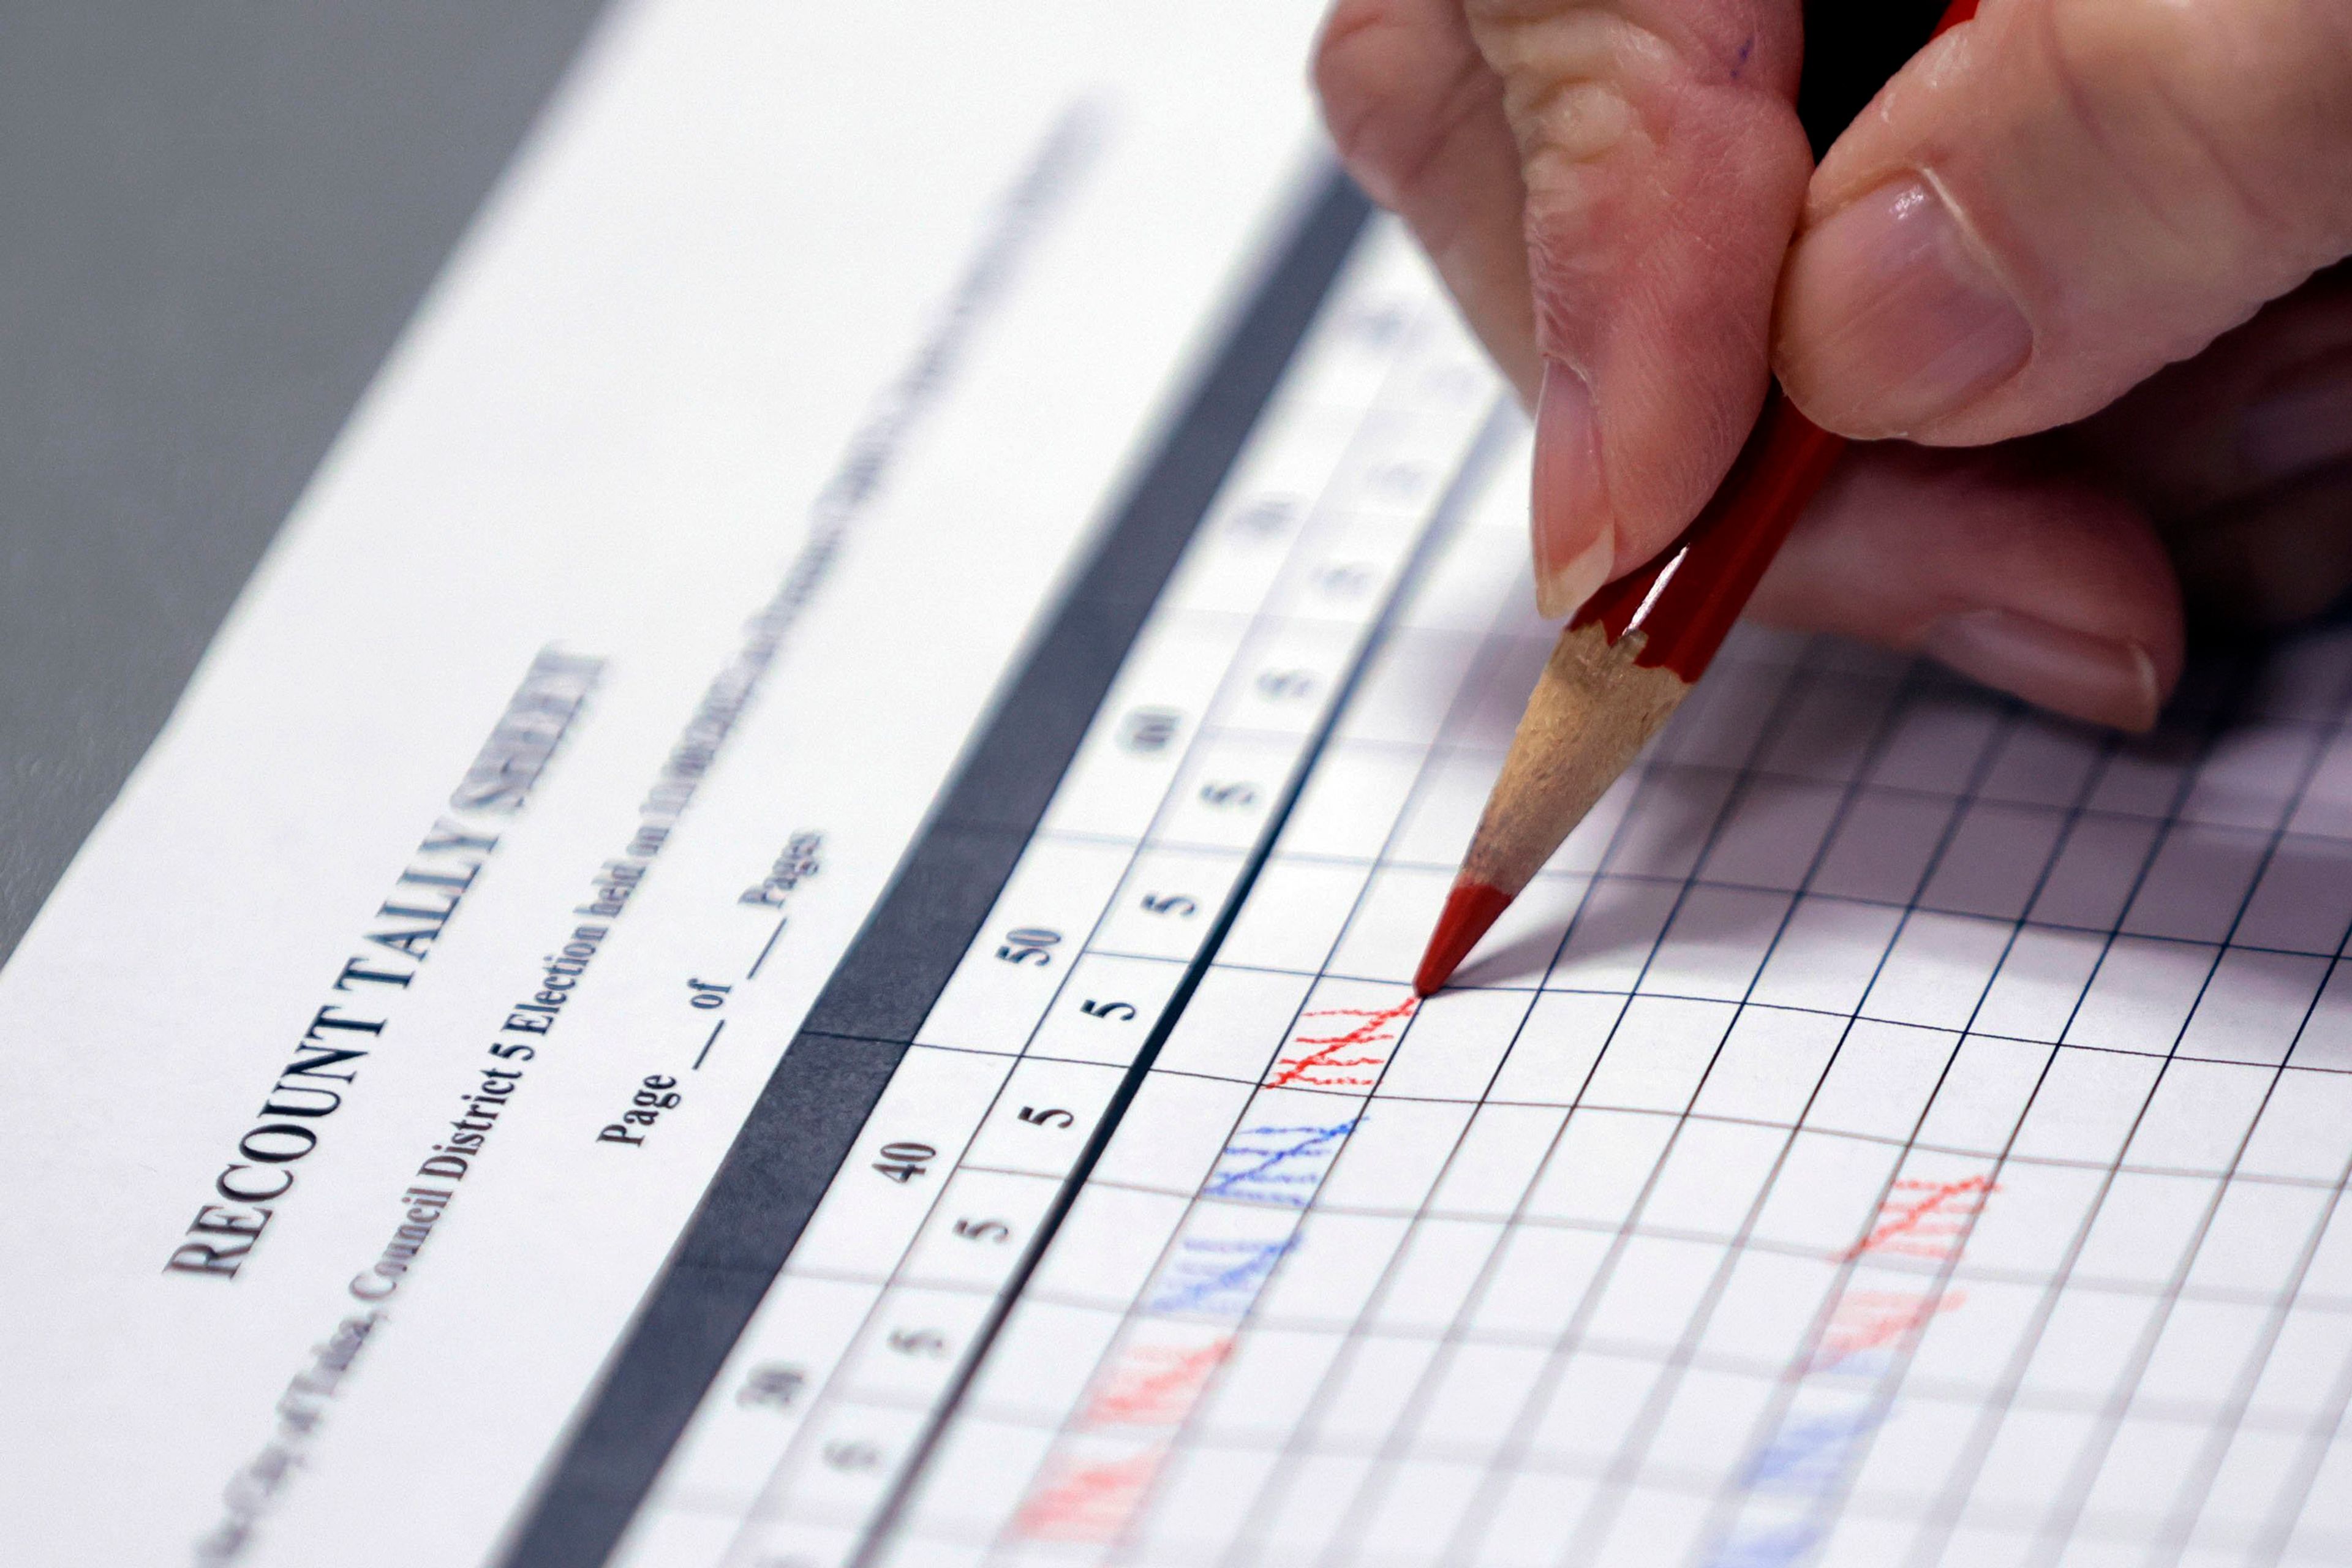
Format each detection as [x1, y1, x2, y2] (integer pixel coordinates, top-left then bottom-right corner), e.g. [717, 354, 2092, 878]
[1471, 0, 1814, 612]
[1778, 0, 2352, 444]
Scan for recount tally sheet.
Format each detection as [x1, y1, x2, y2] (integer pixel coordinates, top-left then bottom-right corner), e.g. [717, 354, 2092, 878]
[10, 7, 2352, 1568]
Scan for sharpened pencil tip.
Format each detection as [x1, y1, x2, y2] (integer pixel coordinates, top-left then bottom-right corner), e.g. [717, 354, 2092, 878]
[1413, 881, 1512, 997]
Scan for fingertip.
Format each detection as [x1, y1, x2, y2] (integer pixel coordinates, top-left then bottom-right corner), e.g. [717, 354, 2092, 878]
[1917, 611, 2164, 732]
[1774, 178, 2032, 442]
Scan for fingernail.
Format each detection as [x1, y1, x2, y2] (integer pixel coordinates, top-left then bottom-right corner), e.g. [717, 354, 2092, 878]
[1920, 609, 2161, 731]
[1532, 360, 1614, 618]
[2241, 345, 2352, 486]
[1781, 178, 2032, 437]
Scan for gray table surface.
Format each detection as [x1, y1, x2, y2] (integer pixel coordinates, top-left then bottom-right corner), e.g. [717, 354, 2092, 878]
[0, 1, 608, 965]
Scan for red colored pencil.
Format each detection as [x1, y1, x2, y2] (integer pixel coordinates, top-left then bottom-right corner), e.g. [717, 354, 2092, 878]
[1413, 0, 1980, 998]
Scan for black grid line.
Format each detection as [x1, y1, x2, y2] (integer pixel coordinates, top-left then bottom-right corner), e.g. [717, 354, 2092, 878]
[784, 1237, 2352, 1324]
[858, 1016, 2352, 1091]
[641, 1387, 2352, 1491]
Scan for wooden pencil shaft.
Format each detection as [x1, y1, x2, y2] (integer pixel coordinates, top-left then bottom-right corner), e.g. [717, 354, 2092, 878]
[1461, 620, 1690, 898]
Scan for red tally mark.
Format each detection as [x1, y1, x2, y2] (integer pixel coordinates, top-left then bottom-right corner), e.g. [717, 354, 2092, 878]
[1265, 997, 1415, 1090]
[1083, 1339, 1235, 1428]
[1841, 1175, 1994, 1263]
[1809, 1289, 1964, 1373]
[1012, 1449, 1164, 1543]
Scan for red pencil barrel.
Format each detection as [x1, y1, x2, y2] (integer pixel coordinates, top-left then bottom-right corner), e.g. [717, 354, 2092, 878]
[1569, 392, 1845, 683]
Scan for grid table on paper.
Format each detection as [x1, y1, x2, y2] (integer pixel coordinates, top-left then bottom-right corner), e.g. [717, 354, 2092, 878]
[922, 613, 2352, 1568]
[616, 219, 2352, 1568]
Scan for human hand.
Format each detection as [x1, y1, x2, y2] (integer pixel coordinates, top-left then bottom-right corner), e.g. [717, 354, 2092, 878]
[1316, 0, 2352, 728]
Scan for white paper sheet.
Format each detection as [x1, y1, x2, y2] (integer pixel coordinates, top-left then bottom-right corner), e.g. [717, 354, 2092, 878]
[14, 4, 2352, 1567]
[0, 2, 1335, 1562]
